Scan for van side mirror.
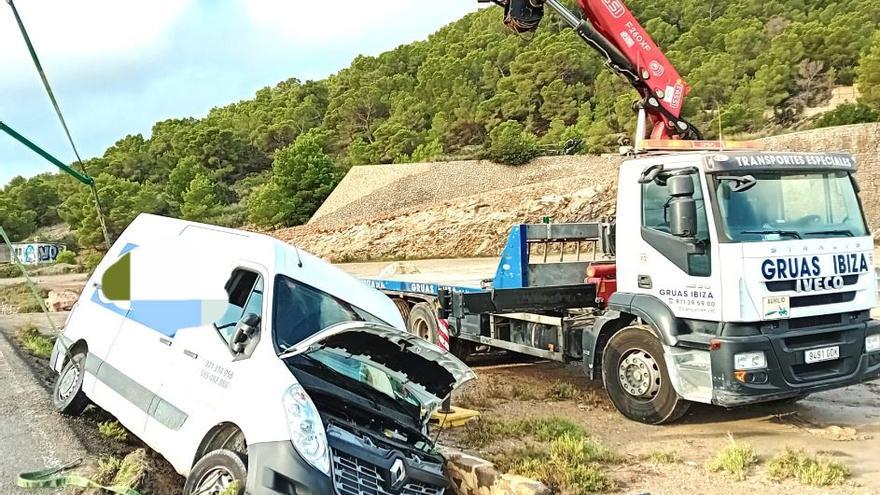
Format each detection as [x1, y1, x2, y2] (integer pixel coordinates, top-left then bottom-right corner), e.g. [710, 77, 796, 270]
[230, 313, 261, 354]
[667, 175, 697, 238]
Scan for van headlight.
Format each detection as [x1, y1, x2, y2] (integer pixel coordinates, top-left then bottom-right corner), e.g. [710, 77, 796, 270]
[866, 334, 880, 353]
[282, 384, 330, 475]
[734, 351, 766, 370]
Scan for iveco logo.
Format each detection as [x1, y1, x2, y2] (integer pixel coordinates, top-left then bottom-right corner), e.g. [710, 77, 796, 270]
[390, 458, 406, 489]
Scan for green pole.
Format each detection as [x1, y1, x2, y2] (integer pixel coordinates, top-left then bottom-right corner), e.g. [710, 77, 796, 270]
[0, 227, 58, 334]
[0, 122, 112, 250]
[4, 0, 113, 250]
[0, 122, 93, 186]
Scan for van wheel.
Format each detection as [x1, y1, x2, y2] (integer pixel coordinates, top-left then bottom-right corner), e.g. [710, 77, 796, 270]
[407, 303, 439, 344]
[602, 326, 690, 425]
[52, 349, 90, 416]
[184, 449, 246, 495]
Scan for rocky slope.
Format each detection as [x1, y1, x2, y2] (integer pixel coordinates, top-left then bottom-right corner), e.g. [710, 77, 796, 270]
[276, 124, 880, 261]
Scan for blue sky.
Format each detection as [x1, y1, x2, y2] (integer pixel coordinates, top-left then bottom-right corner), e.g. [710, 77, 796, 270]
[0, 0, 484, 186]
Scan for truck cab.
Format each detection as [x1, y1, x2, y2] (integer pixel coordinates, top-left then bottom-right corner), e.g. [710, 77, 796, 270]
[607, 150, 880, 420]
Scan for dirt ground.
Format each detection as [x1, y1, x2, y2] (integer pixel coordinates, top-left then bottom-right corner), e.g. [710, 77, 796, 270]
[343, 258, 880, 494]
[446, 358, 880, 495]
[7, 265, 880, 494]
[0, 313, 184, 494]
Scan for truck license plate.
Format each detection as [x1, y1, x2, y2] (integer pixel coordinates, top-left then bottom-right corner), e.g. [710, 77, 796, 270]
[805, 346, 839, 364]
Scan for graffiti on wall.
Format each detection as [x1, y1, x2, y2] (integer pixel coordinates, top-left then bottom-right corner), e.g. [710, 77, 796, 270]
[11, 243, 64, 265]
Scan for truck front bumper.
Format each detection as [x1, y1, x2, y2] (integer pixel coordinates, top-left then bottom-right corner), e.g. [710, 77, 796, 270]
[709, 317, 880, 407]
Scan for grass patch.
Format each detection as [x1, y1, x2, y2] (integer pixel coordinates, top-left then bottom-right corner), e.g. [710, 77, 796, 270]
[644, 449, 681, 464]
[457, 380, 598, 411]
[494, 434, 617, 494]
[93, 456, 123, 486]
[768, 448, 850, 486]
[705, 435, 759, 481]
[220, 480, 243, 495]
[460, 417, 586, 448]
[0, 283, 48, 313]
[481, 381, 541, 401]
[545, 381, 580, 400]
[0, 264, 24, 279]
[15, 325, 55, 358]
[98, 420, 130, 442]
[91, 449, 147, 489]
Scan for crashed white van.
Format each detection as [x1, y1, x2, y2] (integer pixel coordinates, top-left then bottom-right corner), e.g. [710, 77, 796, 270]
[49, 214, 474, 495]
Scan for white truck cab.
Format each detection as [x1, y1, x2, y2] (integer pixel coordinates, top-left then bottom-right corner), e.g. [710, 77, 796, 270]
[605, 150, 879, 417]
[49, 214, 473, 495]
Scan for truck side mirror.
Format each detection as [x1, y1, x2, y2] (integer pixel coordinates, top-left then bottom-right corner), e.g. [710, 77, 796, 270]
[667, 175, 697, 238]
[230, 313, 261, 354]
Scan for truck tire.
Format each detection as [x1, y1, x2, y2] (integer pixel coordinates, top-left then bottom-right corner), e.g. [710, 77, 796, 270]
[407, 303, 439, 345]
[184, 449, 247, 495]
[52, 349, 90, 416]
[602, 325, 689, 424]
[393, 298, 411, 324]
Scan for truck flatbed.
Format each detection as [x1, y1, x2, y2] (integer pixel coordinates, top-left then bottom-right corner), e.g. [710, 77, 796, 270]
[338, 258, 498, 291]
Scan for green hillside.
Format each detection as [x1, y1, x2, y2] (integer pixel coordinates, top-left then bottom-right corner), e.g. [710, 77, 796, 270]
[2, 0, 879, 248]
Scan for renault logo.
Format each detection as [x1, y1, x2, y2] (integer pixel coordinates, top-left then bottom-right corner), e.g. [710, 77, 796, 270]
[389, 458, 406, 489]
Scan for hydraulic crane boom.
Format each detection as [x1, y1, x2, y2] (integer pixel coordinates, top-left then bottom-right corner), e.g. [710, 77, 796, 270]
[487, 0, 703, 141]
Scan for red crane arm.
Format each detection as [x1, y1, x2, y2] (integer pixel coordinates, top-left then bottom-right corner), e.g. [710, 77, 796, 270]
[489, 0, 703, 141]
[576, 0, 690, 139]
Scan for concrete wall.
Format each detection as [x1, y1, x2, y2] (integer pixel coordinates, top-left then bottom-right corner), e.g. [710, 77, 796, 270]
[310, 155, 620, 228]
[288, 124, 880, 261]
[314, 124, 880, 230]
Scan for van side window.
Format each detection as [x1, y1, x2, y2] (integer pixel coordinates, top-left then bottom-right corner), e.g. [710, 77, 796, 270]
[216, 269, 263, 342]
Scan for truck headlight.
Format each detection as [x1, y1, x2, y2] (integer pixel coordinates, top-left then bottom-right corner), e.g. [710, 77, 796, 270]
[734, 351, 766, 370]
[866, 334, 880, 353]
[282, 384, 330, 475]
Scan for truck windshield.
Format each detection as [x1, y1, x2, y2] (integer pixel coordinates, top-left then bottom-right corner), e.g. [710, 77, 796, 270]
[714, 171, 867, 242]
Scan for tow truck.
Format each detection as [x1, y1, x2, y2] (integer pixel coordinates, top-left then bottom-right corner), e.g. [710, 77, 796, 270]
[364, 0, 880, 424]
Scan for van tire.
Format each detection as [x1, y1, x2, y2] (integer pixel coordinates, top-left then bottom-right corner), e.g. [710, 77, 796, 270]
[602, 326, 690, 425]
[52, 349, 89, 416]
[407, 303, 439, 345]
[184, 449, 247, 495]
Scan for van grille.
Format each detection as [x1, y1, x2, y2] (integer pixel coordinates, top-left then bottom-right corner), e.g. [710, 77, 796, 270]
[331, 449, 444, 495]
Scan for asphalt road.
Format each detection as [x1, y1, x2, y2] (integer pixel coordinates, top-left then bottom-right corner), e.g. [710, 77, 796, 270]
[0, 314, 86, 494]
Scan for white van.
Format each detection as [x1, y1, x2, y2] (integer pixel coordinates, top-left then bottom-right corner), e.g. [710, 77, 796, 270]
[49, 214, 474, 495]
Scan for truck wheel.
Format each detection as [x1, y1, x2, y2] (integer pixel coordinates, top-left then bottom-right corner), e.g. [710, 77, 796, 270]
[407, 303, 439, 344]
[393, 298, 411, 323]
[52, 349, 90, 416]
[184, 449, 246, 495]
[602, 326, 689, 424]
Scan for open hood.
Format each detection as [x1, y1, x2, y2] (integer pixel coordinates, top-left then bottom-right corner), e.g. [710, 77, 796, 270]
[279, 322, 475, 407]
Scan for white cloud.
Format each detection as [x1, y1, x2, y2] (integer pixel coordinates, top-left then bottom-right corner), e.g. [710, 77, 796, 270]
[0, 0, 193, 72]
[242, 0, 481, 43]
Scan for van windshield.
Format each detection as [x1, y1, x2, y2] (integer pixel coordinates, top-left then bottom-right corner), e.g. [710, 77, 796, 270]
[713, 171, 867, 242]
[272, 275, 384, 351]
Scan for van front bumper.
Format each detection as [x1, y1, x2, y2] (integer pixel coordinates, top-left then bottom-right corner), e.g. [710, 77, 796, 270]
[246, 441, 332, 495]
[709, 317, 880, 407]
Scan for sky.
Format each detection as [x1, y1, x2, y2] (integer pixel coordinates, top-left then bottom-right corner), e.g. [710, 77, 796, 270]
[0, 0, 484, 186]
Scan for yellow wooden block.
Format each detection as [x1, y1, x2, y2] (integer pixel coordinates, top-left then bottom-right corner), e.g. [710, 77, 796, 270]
[429, 407, 481, 429]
